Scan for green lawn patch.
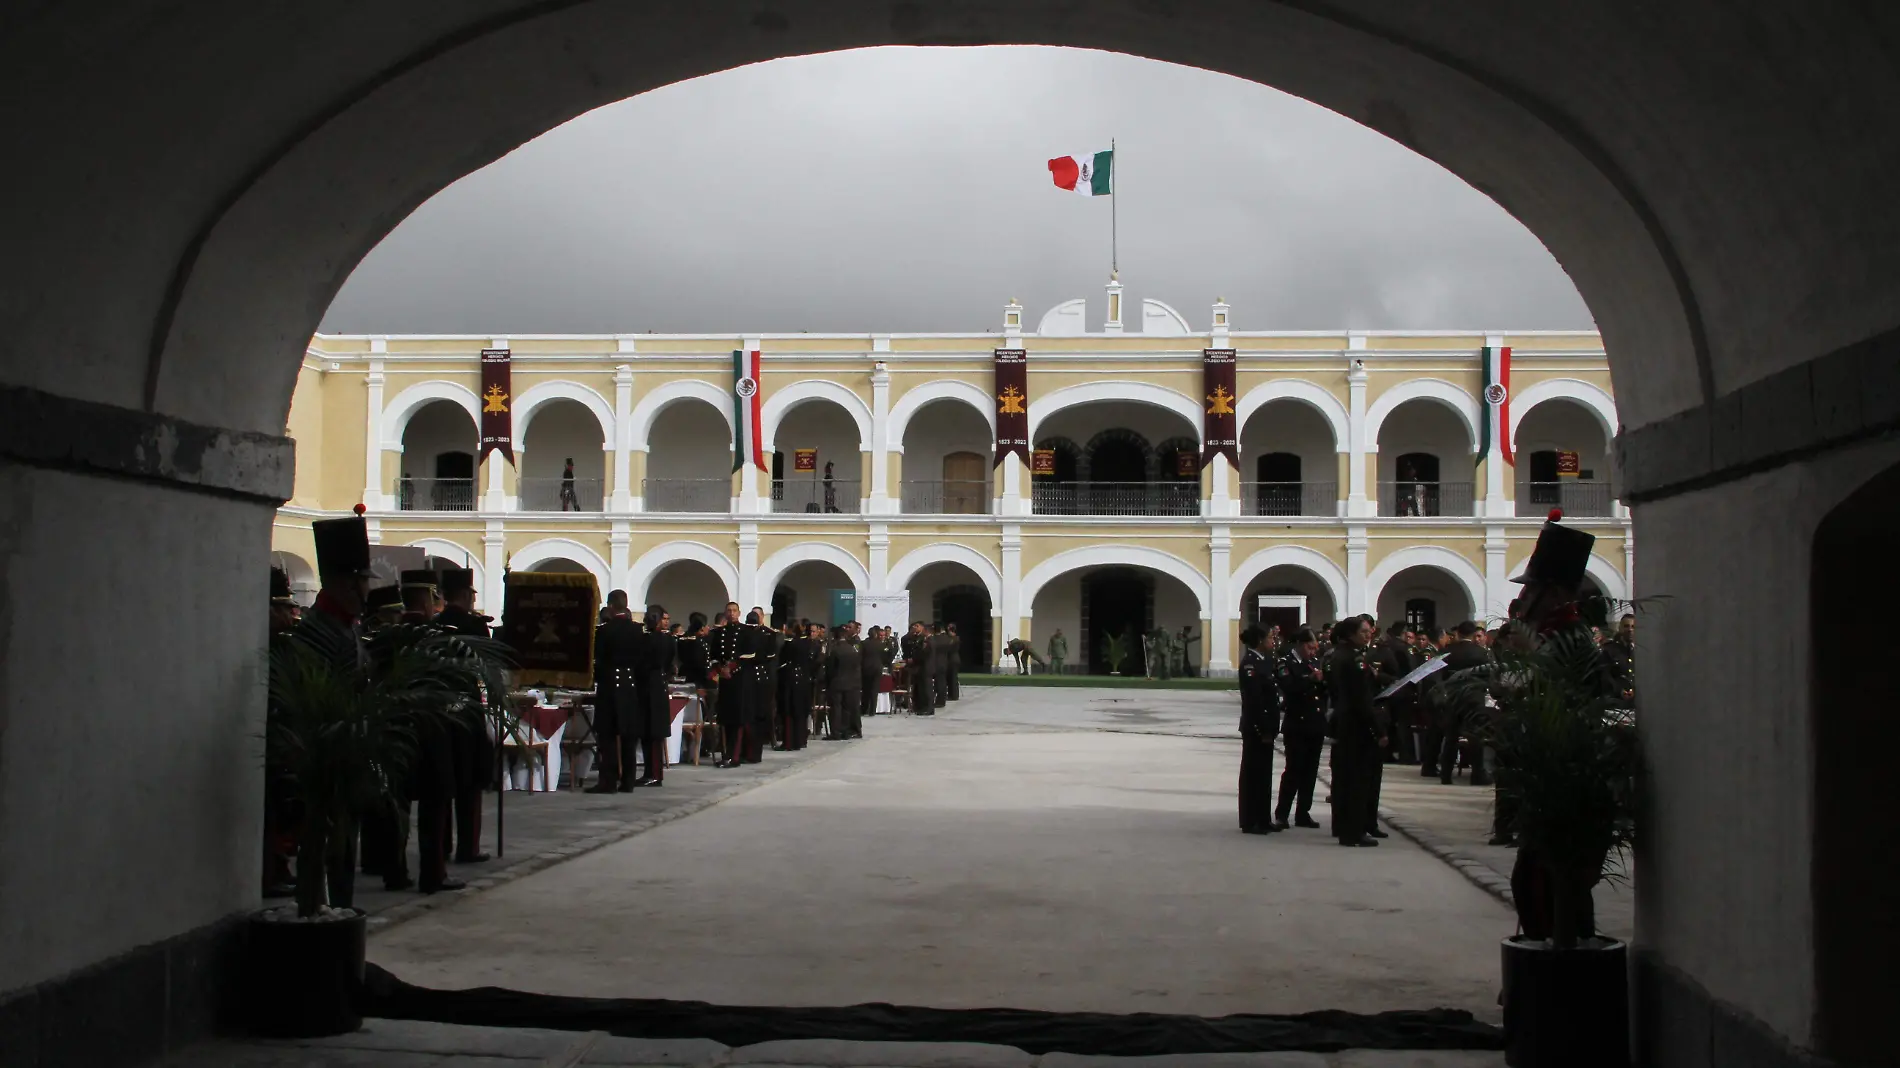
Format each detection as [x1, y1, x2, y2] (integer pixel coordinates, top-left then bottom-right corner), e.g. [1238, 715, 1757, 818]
[965, 673, 1236, 690]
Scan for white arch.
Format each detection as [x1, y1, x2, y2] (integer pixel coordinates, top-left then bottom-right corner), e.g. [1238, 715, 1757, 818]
[1364, 378, 1481, 454]
[626, 378, 733, 451]
[379, 379, 481, 449]
[1026, 380, 1202, 443]
[628, 540, 740, 606]
[513, 380, 614, 448]
[1509, 377, 1619, 444]
[754, 541, 871, 601]
[886, 542, 1004, 608]
[508, 537, 610, 592]
[405, 537, 482, 578]
[1235, 379, 1351, 453]
[1020, 544, 1211, 617]
[1365, 545, 1488, 621]
[1228, 545, 1349, 621]
[886, 379, 996, 451]
[1506, 549, 1627, 604]
[760, 380, 873, 452]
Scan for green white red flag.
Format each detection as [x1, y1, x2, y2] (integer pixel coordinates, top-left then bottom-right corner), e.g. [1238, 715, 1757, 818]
[1048, 149, 1114, 196]
[1480, 345, 1513, 465]
[732, 349, 764, 472]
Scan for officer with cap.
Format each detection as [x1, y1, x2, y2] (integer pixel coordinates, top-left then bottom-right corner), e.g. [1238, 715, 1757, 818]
[364, 584, 404, 630]
[269, 566, 300, 634]
[434, 568, 494, 862]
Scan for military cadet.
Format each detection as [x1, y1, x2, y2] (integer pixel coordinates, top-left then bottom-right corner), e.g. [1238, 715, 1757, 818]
[589, 595, 642, 792]
[1047, 628, 1067, 674]
[1273, 628, 1327, 830]
[859, 624, 885, 721]
[263, 567, 302, 897]
[1178, 624, 1199, 678]
[741, 609, 774, 762]
[777, 621, 819, 750]
[826, 624, 863, 739]
[1237, 625, 1281, 835]
[903, 621, 935, 715]
[434, 568, 493, 863]
[269, 566, 300, 633]
[630, 604, 675, 786]
[944, 622, 962, 701]
[294, 517, 376, 904]
[709, 603, 748, 767]
[397, 568, 464, 891]
[930, 622, 952, 709]
[364, 583, 404, 629]
[1420, 620, 1490, 782]
[1327, 617, 1386, 847]
[1601, 613, 1635, 703]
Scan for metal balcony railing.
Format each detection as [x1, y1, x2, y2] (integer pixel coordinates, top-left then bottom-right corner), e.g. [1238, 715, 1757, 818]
[1239, 480, 1338, 517]
[518, 477, 604, 512]
[1031, 480, 1200, 517]
[900, 479, 991, 515]
[395, 477, 476, 512]
[1518, 481, 1615, 517]
[1378, 480, 1476, 517]
[773, 478, 861, 514]
[643, 478, 730, 513]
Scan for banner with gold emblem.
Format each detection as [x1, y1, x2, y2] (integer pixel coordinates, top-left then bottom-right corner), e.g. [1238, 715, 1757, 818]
[1201, 348, 1238, 466]
[1031, 449, 1056, 476]
[793, 448, 818, 472]
[994, 348, 1029, 468]
[480, 348, 514, 465]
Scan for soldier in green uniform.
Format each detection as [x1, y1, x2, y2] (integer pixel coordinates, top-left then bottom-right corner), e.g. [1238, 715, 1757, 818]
[1047, 629, 1067, 674]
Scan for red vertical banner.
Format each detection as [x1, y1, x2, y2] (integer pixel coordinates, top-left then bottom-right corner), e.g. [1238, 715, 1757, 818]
[480, 348, 514, 465]
[1201, 348, 1238, 466]
[994, 348, 1029, 468]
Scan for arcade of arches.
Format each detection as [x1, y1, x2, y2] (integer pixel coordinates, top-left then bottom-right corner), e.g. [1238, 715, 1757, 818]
[6, 8, 1899, 1068]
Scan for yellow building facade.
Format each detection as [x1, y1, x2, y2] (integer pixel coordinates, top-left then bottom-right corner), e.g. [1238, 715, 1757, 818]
[274, 293, 1627, 675]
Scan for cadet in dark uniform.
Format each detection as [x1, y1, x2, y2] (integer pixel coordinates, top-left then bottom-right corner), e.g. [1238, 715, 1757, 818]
[398, 569, 464, 891]
[859, 625, 884, 722]
[1327, 617, 1384, 847]
[709, 604, 747, 767]
[780, 622, 819, 749]
[630, 604, 675, 786]
[945, 622, 962, 701]
[1273, 628, 1327, 830]
[930, 623, 953, 709]
[741, 610, 773, 763]
[773, 622, 800, 750]
[826, 626, 863, 739]
[292, 518, 376, 905]
[1237, 625, 1281, 835]
[590, 600, 643, 792]
[434, 568, 493, 863]
[903, 622, 935, 715]
[263, 567, 301, 897]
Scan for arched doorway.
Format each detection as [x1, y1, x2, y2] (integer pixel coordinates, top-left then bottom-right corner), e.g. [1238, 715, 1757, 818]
[898, 398, 991, 515]
[1239, 398, 1340, 517]
[770, 400, 862, 514]
[904, 561, 994, 674]
[1375, 566, 1475, 630]
[1238, 564, 1341, 635]
[1378, 400, 1474, 517]
[1030, 564, 1202, 677]
[1034, 400, 1198, 516]
[644, 559, 729, 623]
[398, 400, 478, 511]
[1514, 398, 1614, 518]
[644, 396, 732, 513]
[770, 559, 856, 629]
[518, 397, 605, 511]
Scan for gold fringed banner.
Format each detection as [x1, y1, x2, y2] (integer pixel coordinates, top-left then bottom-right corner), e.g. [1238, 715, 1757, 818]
[500, 571, 600, 690]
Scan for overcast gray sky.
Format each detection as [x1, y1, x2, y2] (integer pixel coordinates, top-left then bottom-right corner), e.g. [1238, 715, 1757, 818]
[320, 46, 1592, 335]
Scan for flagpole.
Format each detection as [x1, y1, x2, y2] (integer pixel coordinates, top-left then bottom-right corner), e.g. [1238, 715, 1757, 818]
[1110, 137, 1118, 278]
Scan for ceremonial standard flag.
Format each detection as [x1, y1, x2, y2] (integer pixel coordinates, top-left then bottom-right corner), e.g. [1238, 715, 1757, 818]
[1048, 149, 1114, 196]
[1480, 345, 1514, 465]
[732, 349, 765, 473]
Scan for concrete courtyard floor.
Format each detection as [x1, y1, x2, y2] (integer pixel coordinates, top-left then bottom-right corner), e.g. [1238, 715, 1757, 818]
[368, 686, 1514, 1017]
[168, 686, 1527, 1067]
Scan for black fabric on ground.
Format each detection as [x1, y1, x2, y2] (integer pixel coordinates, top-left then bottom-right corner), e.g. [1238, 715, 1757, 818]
[363, 964, 1503, 1054]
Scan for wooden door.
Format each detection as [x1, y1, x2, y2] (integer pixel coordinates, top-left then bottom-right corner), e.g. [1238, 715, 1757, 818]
[942, 451, 986, 514]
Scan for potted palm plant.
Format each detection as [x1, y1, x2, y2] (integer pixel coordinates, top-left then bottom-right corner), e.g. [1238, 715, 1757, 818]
[1448, 610, 1637, 1068]
[1100, 628, 1130, 676]
[249, 621, 508, 1037]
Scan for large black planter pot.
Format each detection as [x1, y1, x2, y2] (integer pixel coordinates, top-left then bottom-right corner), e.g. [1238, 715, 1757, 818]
[241, 909, 367, 1038]
[1501, 935, 1629, 1068]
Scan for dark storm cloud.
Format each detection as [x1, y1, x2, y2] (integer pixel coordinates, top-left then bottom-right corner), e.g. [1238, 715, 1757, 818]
[319, 47, 1592, 335]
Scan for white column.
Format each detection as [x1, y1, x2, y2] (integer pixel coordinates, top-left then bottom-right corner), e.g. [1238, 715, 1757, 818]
[1481, 332, 1510, 518]
[999, 454, 1028, 516]
[1346, 354, 1373, 518]
[483, 451, 509, 512]
[736, 524, 760, 609]
[1103, 277, 1124, 333]
[1346, 526, 1370, 616]
[867, 523, 890, 590]
[1623, 527, 1636, 602]
[868, 360, 892, 515]
[1484, 525, 1512, 621]
[1207, 454, 1237, 519]
[609, 520, 631, 595]
[999, 524, 1023, 669]
[611, 364, 634, 512]
[1207, 526, 1233, 673]
[482, 520, 506, 618]
[362, 354, 386, 509]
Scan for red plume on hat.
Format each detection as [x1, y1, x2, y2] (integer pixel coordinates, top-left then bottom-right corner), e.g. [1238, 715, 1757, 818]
[353, 503, 367, 516]
[1548, 507, 1563, 522]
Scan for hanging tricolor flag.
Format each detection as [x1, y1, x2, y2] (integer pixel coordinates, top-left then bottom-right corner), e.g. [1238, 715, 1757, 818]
[1048, 148, 1114, 196]
[732, 349, 765, 473]
[1479, 345, 1514, 465]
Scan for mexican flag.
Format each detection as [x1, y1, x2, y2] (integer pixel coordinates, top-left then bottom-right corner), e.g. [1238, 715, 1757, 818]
[1480, 345, 1514, 465]
[1048, 149, 1113, 196]
[732, 349, 765, 472]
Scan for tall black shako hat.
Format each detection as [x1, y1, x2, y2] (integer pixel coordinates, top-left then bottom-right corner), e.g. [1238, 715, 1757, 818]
[365, 585, 404, 613]
[311, 516, 372, 579]
[400, 569, 439, 591]
[440, 568, 475, 597]
[1511, 508, 1595, 589]
[269, 566, 294, 604]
